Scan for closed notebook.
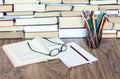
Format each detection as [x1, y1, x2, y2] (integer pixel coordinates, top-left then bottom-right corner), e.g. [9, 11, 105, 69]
[2, 38, 64, 67]
[56, 42, 98, 68]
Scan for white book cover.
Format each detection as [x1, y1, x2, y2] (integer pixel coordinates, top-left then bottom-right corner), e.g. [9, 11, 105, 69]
[56, 42, 98, 68]
[2, 38, 64, 67]
[59, 28, 86, 38]
[14, 4, 45, 12]
[15, 17, 58, 25]
[24, 25, 58, 32]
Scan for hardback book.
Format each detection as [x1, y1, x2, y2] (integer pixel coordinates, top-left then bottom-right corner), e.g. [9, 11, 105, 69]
[94, 10, 118, 16]
[103, 21, 113, 30]
[14, 4, 45, 12]
[117, 31, 120, 38]
[24, 25, 58, 32]
[15, 17, 58, 25]
[108, 16, 120, 23]
[46, 4, 72, 11]
[4, 15, 34, 19]
[40, 0, 62, 4]
[102, 30, 116, 38]
[59, 28, 86, 38]
[0, 20, 14, 26]
[25, 31, 58, 38]
[73, 5, 98, 11]
[118, 0, 120, 4]
[0, 4, 13, 12]
[0, 32, 24, 38]
[90, 0, 117, 5]
[5, 11, 34, 16]
[34, 12, 60, 17]
[99, 5, 120, 10]
[2, 37, 64, 67]
[102, 33, 116, 38]
[104, 10, 118, 16]
[113, 23, 120, 30]
[0, 13, 4, 18]
[4, 0, 38, 4]
[62, 0, 89, 4]
[60, 11, 82, 17]
[59, 17, 84, 28]
[0, 26, 24, 31]
[0, 0, 3, 4]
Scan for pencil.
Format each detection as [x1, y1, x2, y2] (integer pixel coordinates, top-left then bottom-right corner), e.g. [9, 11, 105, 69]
[70, 45, 89, 61]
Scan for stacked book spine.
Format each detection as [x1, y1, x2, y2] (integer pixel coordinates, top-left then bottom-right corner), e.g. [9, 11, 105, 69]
[0, 0, 120, 39]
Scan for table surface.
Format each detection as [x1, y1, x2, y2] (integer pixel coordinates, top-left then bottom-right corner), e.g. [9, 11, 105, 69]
[0, 38, 120, 79]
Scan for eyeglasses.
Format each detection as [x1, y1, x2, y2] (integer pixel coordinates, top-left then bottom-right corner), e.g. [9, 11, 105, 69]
[27, 37, 67, 57]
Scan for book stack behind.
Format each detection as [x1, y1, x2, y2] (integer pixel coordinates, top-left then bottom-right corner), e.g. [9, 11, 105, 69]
[0, 0, 120, 39]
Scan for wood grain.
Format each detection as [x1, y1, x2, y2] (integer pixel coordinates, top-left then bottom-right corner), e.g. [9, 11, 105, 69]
[0, 38, 120, 79]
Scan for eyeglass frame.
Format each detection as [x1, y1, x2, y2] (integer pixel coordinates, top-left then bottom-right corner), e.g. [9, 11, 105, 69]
[27, 37, 67, 57]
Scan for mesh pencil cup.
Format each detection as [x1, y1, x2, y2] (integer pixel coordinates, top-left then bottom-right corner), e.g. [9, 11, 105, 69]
[86, 30, 102, 49]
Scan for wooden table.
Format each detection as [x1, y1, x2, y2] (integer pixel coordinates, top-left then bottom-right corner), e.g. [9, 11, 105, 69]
[0, 38, 120, 79]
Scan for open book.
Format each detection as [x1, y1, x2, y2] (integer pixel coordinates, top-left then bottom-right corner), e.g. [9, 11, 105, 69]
[2, 38, 64, 67]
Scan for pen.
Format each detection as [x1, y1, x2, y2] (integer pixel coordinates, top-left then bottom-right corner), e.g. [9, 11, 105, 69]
[70, 45, 89, 61]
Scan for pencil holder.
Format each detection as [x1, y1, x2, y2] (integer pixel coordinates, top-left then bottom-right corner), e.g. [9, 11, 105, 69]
[86, 30, 102, 49]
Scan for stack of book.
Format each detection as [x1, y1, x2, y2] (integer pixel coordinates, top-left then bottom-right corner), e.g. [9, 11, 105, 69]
[0, 0, 120, 39]
[59, 16, 86, 38]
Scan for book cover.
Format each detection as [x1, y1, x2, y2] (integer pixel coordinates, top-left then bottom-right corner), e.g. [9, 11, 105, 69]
[24, 25, 58, 32]
[25, 32, 58, 38]
[15, 17, 58, 25]
[0, 4, 13, 12]
[46, 4, 72, 11]
[59, 17, 84, 28]
[40, 0, 62, 4]
[0, 20, 14, 26]
[73, 5, 98, 11]
[90, 0, 117, 5]
[59, 28, 86, 38]
[14, 4, 45, 12]
[62, 0, 89, 4]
